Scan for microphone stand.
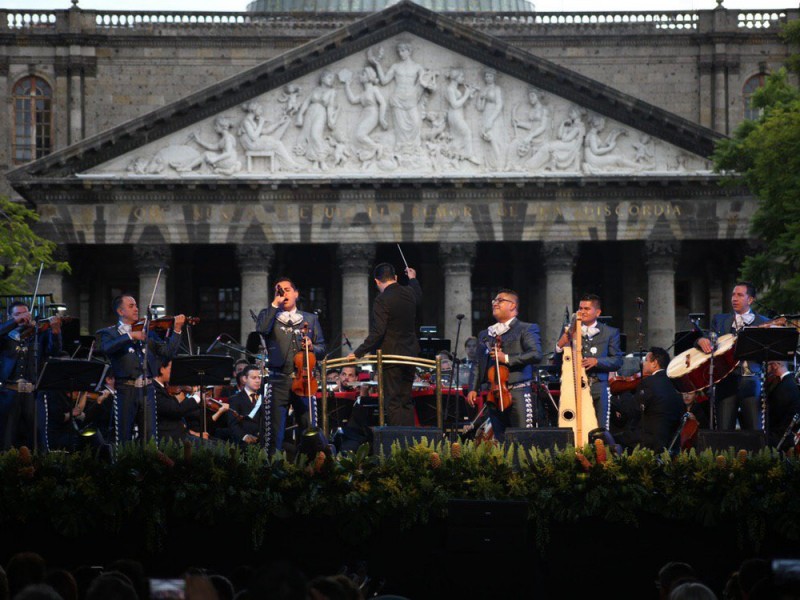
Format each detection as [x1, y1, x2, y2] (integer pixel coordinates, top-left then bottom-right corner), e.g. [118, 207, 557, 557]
[445, 315, 464, 439]
[141, 268, 162, 445]
[708, 331, 717, 430]
[29, 263, 44, 453]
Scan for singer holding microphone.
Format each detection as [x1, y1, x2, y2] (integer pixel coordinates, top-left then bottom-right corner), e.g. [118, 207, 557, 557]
[256, 277, 325, 453]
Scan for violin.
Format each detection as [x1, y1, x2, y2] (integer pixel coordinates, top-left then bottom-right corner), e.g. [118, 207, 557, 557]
[486, 338, 511, 412]
[132, 316, 200, 333]
[204, 396, 244, 422]
[10, 316, 73, 341]
[609, 371, 644, 395]
[292, 322, 318, 398]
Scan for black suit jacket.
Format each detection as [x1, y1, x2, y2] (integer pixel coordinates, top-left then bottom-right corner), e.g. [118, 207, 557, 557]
[354, 279, 422, 359]
[768, 373, 800, 446]
[634, 370, 684, 451]
[96, 325, 181, 379]
[152, 381, 200, 443]
[471, 318, 543, 391]
[227, 389, 265, 442]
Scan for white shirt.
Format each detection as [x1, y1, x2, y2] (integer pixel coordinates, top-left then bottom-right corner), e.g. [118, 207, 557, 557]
[488, 317, 516, 338]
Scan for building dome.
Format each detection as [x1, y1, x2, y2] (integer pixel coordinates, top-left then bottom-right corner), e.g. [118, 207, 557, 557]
[246, 0, 534, 12]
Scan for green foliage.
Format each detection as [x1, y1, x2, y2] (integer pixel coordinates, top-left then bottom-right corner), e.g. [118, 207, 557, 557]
[712, 40, 800, 310]
[1, 441, 799, 554]
[0, 196, 70, 295]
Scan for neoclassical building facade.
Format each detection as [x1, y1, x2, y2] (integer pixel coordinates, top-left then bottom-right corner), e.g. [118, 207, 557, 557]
[2, 1, 795, 353]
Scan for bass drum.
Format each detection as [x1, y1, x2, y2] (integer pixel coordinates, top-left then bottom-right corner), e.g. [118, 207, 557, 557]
[667, 333, 739, 393]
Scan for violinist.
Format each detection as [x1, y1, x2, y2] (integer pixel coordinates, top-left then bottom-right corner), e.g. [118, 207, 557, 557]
[151, 358, 203, 444]
[554, 294, 623, 429]
[614, 347, 684, 452]
[0, 301, 62, 450]
[466, 289, 542, 440]
[226, 365, 267, 447]
[256, 278, 325, 452]
[96, 295, 185, 444]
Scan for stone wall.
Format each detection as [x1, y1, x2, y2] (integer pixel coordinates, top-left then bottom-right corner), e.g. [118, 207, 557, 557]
[0, 7, 795, 193]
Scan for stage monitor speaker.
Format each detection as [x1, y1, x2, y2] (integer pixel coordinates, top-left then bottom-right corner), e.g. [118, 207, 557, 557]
[695, 430, 766, 452]
[371, 426, 443, 456]
[504, 427, 574, 451]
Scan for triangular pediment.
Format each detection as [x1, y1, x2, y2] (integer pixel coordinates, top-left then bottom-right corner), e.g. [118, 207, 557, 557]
[8, 0, 720, 189]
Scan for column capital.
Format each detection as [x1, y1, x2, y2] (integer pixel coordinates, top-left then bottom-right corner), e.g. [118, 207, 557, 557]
[541, 241, 578, 271]
[645, 240, 679, 271]
[337, 243, 375, 274]
[236, 243, 275, 271]
[439, 242, 476, 274]
[133, 244, 171, 274]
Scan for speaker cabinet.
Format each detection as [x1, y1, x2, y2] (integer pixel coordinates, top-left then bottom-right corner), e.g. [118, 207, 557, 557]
[503, 427, 574, 450]
[371, 426, 443, 455]
[695, 430, 766, 452]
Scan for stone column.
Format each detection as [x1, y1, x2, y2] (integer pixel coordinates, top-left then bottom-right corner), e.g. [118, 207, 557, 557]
[133, 244, 171, 311]
[439, 242, 476, 347]
[69, 65, 83, 144]
[337, 244, 375, 351]
[39, 246, 69, 305]
[236, 244, 275, 342]
[645, 241, 679, 351]
[542, 242, 578, 352]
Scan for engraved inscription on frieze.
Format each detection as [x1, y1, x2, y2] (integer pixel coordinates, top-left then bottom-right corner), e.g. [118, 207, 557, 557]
[90, 35, 713, 180]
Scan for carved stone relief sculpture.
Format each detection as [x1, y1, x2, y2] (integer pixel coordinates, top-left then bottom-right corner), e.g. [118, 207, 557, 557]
[106, 35, 712, 180]
[294, 70, 339, 170]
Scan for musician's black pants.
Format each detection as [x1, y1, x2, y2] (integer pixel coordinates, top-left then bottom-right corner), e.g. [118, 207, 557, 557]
[488, 385, 534, 440]
[715, 374, 761, 431]
[383, 365, 416, 426]
[269, 375, 317, 453]
[115, 386, 156, 444]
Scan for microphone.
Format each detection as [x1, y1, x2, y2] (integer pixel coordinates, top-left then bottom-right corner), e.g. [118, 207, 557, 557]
[206, 334, 223, 354]
[275, 284, 285, 298]
[456, 314, 465, 320]
[635, 297, 645, 306]
[249, 309, 259, 323]
[343, 334, 353, 350]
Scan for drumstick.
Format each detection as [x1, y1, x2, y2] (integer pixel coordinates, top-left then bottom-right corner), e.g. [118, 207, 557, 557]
[397, 244, 409, 271]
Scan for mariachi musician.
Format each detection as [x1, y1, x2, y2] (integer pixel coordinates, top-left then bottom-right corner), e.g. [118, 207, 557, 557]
[466, 288, 542, 440]
[256, 277, 325, 453]
[96, 295, 185, 444]
[555, 293, 623, 429]
[0, 301, 62, 450]
[695, 282, 768, 431]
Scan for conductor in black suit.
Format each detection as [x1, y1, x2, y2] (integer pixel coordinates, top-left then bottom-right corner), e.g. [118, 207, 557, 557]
[466, 288, 543, 439]
[616, 347, 684, 452]
[766, 361, 800, 448]
[348, 263, 422, 426]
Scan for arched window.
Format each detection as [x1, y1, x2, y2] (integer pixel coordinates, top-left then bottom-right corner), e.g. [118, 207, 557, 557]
[743, 73, 767, 121]
[12, 75, 53, 164]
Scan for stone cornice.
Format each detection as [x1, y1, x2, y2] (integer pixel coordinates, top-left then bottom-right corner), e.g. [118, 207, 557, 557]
[6, 0, 728, 189]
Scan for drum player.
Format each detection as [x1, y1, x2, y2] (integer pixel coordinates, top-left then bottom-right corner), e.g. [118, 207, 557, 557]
[695, 282, 769, 431]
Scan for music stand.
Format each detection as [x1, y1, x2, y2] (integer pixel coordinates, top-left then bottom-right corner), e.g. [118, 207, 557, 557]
[735, 327, 799, 442]
[36, 359, 109, 453]
[674, 330, 702, 356]
[169, 354, 234, 437]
